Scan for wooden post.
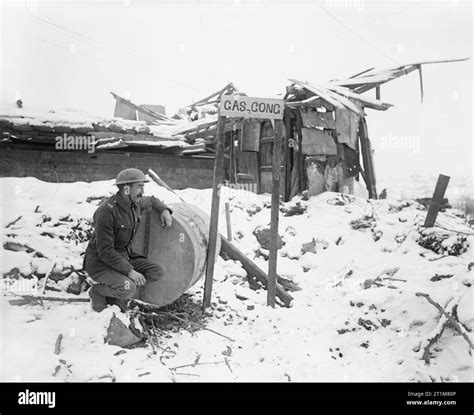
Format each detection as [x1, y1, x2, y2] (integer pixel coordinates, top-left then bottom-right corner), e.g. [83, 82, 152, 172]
[295, 109, 306, 193]
[229, 128, 235, 184]
[424, 174, 450, 228]
[203, 115, 226, 309]
[375, 86, 381, 100]
[267, 120, 282, 308]
[358, 117, 377, 199]
[225, 202, 232, 241]
[283, 108, 292, 202]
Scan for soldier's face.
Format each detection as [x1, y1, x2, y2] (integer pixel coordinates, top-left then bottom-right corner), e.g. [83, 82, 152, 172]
[129, 182, 145, 203]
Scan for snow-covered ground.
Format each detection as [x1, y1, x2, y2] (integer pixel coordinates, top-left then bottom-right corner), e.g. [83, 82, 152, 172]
[0, 177, 473, 382]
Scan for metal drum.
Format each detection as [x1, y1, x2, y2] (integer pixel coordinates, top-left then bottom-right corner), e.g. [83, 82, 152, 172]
[133, 203, 220, 307]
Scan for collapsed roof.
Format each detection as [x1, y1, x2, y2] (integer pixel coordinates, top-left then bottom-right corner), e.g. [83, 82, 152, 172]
[285, 58, 469, 114]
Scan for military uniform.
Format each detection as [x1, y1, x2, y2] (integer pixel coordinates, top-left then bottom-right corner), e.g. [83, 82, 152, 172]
[84, 192, 172, 308]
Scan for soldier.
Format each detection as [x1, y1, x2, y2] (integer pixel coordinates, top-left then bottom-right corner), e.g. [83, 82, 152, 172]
[84, 168, 173, 312]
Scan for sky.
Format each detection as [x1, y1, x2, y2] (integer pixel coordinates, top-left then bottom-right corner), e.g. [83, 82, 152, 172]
[0, 0, 472, 179]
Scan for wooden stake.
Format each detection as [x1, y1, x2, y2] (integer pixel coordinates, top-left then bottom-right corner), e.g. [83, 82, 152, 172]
[220, 238, 293, 307]
[424, 174, 450, 228]
[267, 120, 283, 308]
[42, 262, 56, 295]
[225, 202, 232, 242]
[203, 116, 227, 309]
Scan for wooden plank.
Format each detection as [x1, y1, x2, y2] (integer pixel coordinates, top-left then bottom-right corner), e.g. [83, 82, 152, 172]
[188, 82, 234, 107]
[220, 238, 292, 307]
[326, 85, 393, 111]
[0, 144, 215, 188]
[203, 115, 226, 309]
[92, 131, 183, 142]
[335, 107, 359, 150]
[424, 174, 450, 228]
[110, 92, 174, 122]
[290, 79, 365, 116]
[268, 121, 282, 308]
[289, 78, 343, 109]
[301, 127, 337, 156]
[225, 202, 232, 241]
[241, 119, 260, 152]
[358, 118, 377, 199]
[295, 109, 305, 192]
[300, 110, 335, 129]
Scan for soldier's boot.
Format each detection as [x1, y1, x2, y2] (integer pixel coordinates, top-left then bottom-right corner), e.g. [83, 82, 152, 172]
[88, 285, 108, 312]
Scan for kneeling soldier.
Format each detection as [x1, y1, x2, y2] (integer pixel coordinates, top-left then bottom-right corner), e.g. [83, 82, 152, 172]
[84, 168, 173, 312]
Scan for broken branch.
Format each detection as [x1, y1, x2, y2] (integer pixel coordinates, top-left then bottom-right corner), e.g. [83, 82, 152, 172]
[170, 360, 226, 371]
[416, 292, 473, 352]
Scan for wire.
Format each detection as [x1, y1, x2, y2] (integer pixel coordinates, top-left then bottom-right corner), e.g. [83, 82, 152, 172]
[29, 12, 203, 94]
[315, 3, 400, 66]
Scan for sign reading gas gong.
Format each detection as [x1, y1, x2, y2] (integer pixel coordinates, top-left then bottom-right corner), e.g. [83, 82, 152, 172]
[219, 94, 284, 120]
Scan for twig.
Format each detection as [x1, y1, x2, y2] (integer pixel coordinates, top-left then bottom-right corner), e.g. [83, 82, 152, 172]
[416, 292, 473, 351]
[54, 334, 63, 355]
[134, 310, 235, 342]
[420, 310, 451, 364]
[166, 313, 235, 342]
[5, 215, 22, 228]
[174, 373, 200, 377]
[224, 357, 233, 373]
[170, 360, 226, 371]
[382, 277, 407, 283]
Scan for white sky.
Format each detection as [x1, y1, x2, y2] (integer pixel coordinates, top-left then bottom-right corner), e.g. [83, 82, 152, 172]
[0, 0, 472, 179]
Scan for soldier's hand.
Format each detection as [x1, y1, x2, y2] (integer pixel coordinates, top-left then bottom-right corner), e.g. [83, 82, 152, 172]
[128, 269, 146, 286]
[160, 210, 172, 228]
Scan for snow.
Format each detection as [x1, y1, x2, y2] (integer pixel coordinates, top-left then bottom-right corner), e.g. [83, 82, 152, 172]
[1, 177, 473, 382]
[0, 102, 215, 143]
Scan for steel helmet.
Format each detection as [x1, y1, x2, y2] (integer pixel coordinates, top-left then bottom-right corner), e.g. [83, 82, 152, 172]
[115, 168, 149, 186]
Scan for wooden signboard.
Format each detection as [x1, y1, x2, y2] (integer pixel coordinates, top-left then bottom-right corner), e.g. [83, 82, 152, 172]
[220, 95, 284, 120]
[204, 95, 285, 309]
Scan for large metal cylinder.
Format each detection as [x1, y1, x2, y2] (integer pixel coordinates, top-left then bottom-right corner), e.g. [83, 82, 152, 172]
[133, 203, 220, 307]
